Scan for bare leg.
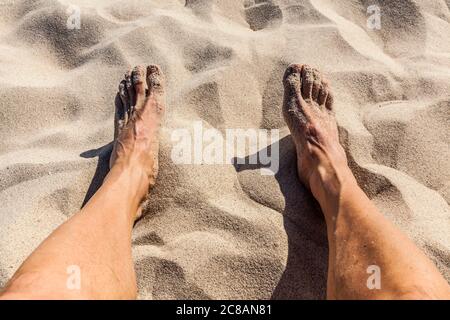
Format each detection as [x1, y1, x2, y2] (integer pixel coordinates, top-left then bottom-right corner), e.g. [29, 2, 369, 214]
[283, 64, 450, 300]
[0, 65, 165, 300]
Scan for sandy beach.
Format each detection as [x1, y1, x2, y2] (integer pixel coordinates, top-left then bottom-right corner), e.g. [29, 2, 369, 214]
[0, 0, 449, 299]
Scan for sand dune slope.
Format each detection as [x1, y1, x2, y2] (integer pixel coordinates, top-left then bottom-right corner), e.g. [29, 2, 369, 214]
[0, 0, 449, 299]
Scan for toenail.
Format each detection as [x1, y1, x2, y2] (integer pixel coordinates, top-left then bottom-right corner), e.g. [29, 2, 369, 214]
[133, 74, 142, 83]
[148, 65, 160, 74]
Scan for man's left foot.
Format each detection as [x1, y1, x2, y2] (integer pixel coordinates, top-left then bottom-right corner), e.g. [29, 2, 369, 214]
[282, 64, 352, 210]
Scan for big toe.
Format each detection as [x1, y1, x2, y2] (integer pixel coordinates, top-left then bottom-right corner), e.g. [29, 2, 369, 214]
[132, 65, 147, 108]
[145, 65, 166, 114]
[282, 64, 311, 142]
[283, 63, 303, 95]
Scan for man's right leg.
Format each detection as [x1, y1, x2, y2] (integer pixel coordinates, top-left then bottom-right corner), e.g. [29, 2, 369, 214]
[283, 64, 450, 300]
[0, 65, 165, 300]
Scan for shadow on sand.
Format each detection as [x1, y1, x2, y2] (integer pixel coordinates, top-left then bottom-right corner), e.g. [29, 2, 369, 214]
[79, 94, 122, 207]
[233, 135, 329, 299]
[79, 142, 113, 208]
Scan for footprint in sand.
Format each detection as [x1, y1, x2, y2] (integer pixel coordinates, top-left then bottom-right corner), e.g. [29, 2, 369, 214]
[244, 0, 283, 31]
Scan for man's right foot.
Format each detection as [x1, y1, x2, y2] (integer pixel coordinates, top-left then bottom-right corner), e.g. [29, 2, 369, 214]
[109, 65, 166, 220]
[282, 64, 354, 209]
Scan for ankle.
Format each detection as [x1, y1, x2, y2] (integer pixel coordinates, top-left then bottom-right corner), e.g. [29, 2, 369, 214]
[311, 165, 357, 224]
[107, 161, 150, 204]
[311, 162, 354, 197]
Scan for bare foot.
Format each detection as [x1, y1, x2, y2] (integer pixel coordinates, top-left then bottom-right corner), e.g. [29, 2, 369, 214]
[282, 64, 353, 212]
[110, 65, 165, 219]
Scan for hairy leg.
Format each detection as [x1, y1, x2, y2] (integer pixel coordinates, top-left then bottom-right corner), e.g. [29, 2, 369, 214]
[283, 64, 450, 300]
[0, 65, 165, 300]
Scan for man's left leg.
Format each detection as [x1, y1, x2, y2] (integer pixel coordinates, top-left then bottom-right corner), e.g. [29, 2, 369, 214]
[0, 65, 165, 300]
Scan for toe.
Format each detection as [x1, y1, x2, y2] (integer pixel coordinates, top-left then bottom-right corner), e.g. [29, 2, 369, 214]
[282, 64, 312, 136]
[283, 64, 303, 98]
[132, 66, 147, 108]
[301, 65, 314, 100]
[119, 79, 130, 123]
[125, 70, 136, 109]
[318, 79, 329, 106]
[318, 86, 328, 106]
[311, 68, 322, 102]
[325, 91, 334, 111]
[119, 80, 129, 107]
[283, 64, 303, 81]
[114, 93, 125, 139]
[323, 80, 334, 111]
[146, 64, 165, 96]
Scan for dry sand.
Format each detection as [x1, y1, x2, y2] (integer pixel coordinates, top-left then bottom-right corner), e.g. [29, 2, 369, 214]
[0, 0, 449, 299]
